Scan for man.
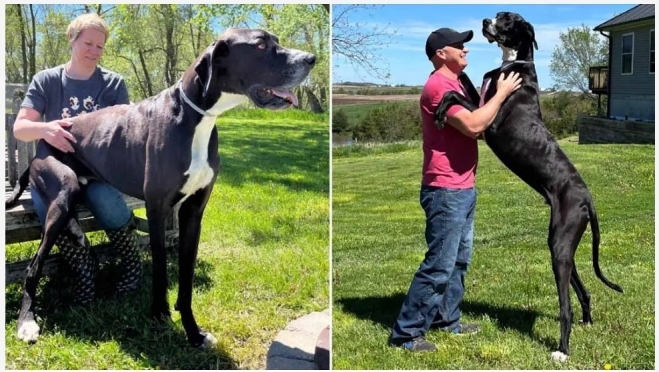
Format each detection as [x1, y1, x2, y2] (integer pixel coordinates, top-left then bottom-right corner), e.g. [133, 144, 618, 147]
[389, 28, 522, 352]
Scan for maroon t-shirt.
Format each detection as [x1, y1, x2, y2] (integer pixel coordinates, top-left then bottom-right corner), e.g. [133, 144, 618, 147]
[420, 70, 478, 188]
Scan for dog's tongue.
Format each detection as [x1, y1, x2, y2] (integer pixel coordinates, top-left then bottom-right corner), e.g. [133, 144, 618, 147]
[271, 89, 298, 107]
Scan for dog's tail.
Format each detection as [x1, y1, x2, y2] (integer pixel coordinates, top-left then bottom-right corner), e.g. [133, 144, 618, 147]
[588, 199, 623, 293]
[5, 166, 30, 208]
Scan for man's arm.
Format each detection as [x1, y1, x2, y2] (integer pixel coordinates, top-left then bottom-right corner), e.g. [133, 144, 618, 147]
[447, 91, 507, 139]
[447, 71, 522, 139]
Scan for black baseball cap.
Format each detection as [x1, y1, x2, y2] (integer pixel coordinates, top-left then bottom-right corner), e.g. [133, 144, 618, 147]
[425, 28, 474, 60]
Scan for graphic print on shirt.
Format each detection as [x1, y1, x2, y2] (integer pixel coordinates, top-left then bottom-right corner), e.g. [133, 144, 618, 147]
[62, 94, 100, 118]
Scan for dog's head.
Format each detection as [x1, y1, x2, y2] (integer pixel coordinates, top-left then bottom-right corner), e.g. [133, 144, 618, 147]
[482, 12, 538, 61]
[190, 27, 316, 110]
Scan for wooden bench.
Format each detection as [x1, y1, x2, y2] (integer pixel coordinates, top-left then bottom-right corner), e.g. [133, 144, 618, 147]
[5, 95, 178, 285]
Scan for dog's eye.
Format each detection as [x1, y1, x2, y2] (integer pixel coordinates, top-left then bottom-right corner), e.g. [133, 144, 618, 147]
[257, 43, 266, 50]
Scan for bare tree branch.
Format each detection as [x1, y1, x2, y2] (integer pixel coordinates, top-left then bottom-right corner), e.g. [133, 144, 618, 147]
[332, 5, 396, 82]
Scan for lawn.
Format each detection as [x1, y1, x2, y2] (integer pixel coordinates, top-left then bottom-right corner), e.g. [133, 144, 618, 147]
[5, 108, 330, 370]
[331, 139, 654, 369]
[333, 102, 391, 123]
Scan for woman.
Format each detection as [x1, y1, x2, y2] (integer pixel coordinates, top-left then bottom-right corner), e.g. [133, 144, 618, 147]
[13, 13, 141, 304]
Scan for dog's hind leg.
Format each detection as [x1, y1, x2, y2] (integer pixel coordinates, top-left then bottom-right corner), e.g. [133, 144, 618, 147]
[548, 201, 590, 362]
[174, 186, 218, 349]
[570, 265, 592, 324]
[17, 179, 80, 342]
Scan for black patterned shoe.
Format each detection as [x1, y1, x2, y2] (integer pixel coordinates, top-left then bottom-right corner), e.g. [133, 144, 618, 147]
[106, 220, 142, 295]
[56, 234, 96, 304]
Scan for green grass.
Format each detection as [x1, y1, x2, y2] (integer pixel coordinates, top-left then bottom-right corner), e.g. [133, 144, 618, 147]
[332, 86, 422, 95]
[5, 108, 329, 370]
[332, 140, 419, 158]
[333, 102, 391, 123]
[332, 139, 654, 369]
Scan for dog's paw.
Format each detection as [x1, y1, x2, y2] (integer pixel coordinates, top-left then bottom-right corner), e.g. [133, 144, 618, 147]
[579, 320, 593, 327]
[551, 351, 568, 363]
[199, 332, 217, 349]
[17, 320, 40, 343]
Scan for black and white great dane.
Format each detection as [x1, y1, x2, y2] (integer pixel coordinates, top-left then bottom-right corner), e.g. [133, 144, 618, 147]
[6, 27, 316, 348]
[433, 12, 622, 362]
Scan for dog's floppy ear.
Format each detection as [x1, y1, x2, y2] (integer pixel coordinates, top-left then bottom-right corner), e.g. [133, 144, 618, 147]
[194, 40, 230, 97]
[526, 22, 538, 50]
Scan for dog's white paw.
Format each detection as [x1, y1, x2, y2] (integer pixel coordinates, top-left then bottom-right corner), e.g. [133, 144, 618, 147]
[551, 351, 568, 363]
[17, 320, 40, 342]
[201, 332, 218, 349]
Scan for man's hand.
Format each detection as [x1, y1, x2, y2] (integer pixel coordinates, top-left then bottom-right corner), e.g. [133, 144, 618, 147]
[496, 71, 523, 98]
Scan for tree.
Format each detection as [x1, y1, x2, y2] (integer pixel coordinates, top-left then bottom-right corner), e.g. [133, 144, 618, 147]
[332, 5, 396, 81]
[332, 108, 351, 133]
[549, 24, 608, 98]
[4, 4, 328, 112]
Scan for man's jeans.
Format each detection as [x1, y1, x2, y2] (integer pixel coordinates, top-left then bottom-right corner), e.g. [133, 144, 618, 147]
[391, 185, 476, 341]
[31, 181, 132, 230]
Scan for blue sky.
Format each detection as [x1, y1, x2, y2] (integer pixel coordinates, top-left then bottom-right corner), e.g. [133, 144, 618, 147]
[332, 4, 636, 89]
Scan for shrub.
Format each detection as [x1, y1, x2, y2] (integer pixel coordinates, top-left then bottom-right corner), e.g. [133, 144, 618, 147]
[540, 92, 598, 139]
[352, 101, 421, 142]
[333, 108, 351, 133]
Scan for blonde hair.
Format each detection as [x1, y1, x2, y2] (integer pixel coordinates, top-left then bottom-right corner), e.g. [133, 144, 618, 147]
[66, 13, 110, 42]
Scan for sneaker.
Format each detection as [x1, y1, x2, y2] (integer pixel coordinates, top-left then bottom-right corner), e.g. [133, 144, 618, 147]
[447, 323, 480, 335]
[390, 336, 437, 352]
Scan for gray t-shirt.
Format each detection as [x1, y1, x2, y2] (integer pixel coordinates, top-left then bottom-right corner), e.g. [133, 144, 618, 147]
[21, 65, 130, 121]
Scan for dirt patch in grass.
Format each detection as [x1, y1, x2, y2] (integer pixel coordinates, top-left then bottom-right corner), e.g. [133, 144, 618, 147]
[333, 94, 419, 106]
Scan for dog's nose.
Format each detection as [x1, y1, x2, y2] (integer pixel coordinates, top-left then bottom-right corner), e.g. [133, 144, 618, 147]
[483, 19, 491, 27]
[304, 54, 316, 66]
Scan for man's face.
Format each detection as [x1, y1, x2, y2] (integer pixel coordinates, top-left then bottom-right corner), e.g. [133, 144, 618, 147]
[438, 42, 469, 70]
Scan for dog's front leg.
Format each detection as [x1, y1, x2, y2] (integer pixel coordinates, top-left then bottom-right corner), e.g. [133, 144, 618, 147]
[174, 185, 217, 349]
[434, 91, 478, 129]
[145, 203, 171, 322]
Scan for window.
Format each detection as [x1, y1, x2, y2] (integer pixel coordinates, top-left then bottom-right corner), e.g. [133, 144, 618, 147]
[650, 29, 654, 74]
[621, 33, 634, 74]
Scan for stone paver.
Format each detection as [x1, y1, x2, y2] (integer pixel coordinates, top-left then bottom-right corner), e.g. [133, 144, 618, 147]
[266, 309, 330, 370]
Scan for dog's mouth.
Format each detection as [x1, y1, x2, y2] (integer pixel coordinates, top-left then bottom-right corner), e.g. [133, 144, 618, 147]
[250, 87, 298, 109]
[482, 29, 499, 44]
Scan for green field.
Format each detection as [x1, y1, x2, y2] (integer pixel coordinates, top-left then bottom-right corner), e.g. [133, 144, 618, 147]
[333, 101, 418, 126]
[333, 102, 391, 123]
[5, 108, 330, 370]
[332, 140, 654, 369]
[333, 86, 422, 95]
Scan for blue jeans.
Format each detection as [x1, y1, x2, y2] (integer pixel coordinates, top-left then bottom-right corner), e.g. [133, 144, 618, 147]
[391, 185, 476, 342]
[31, 181, 132, 231]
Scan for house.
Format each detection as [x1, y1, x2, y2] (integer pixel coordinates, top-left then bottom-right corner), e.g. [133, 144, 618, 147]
[592, 4, 655, 122]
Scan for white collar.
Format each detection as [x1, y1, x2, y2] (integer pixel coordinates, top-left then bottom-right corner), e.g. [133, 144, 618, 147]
[501, 60, 533, 70]
[177, 79, 216, 117]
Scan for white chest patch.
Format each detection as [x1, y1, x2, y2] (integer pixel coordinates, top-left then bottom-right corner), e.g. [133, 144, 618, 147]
[179, 92, 247, 199]
[500, 45, 518, 62]
[207, 92, 247, 116]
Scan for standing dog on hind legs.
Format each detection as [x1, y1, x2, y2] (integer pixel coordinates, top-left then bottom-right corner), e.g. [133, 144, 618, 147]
[6, 28, 316, 348]
[433, 12, 623, 362]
